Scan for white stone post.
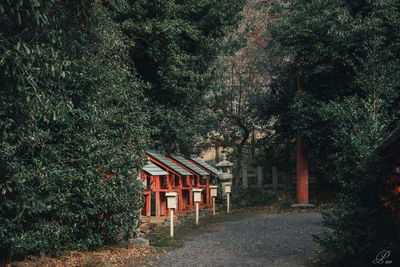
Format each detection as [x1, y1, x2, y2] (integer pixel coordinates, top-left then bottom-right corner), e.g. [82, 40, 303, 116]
[193, 188, 202, 225]
[227, 193, 230, 213]
[166, 192, 177, 238]
[225, 184, 231, 214]
[195, 202, 199, 225]
[210, 185, 218, 216]
[170, 208, 174, 237]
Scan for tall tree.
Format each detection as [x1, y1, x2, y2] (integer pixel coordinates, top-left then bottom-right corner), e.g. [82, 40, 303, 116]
[113, 0, 246, 154]
[212, 0, 278, 186]
[256, 0, 400, 264]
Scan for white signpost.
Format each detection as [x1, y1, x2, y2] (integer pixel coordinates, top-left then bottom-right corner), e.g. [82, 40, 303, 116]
[225, 183, 231, 214]
[192, 188, 203, 225]
[166, 192, 177, 237]
[209, 185, 218, 216]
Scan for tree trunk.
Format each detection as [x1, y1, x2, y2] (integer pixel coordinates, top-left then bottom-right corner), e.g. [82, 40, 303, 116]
[234, 126, 250, 188]
[251, 133, 256, 160]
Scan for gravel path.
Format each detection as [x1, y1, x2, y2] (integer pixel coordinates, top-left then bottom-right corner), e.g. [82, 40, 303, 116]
[147, 212, 324, 267]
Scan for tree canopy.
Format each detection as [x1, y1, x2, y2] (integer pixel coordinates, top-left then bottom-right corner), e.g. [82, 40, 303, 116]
[253, 0, 400, 264]
[114, 0, 246, 154]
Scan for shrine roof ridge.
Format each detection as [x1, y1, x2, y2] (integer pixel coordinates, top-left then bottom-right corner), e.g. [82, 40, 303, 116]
[189, 156, 222, 176]
[170, 154, 209, 176]
[146, 150, 192, 176]
[142, 160, 169, 176]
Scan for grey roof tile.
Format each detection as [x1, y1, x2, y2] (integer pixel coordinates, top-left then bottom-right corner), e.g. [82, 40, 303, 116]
[170, 154, 209, 176]
[189, 157, 221, 176]
[142, 161, 169, 176]
[147, 150, 192, 176]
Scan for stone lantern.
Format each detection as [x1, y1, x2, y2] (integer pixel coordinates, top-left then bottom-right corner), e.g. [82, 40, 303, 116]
[216, 154, 233, 195]
[216, 154, 233, 214]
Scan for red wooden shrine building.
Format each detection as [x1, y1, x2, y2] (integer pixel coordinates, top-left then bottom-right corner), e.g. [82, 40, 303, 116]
[141, 151, 221, 222]
[140, 160, 170, 220]
[168, 154, 211, 207]
[188, 156, 221, 182]
[145, 150, 195, 216]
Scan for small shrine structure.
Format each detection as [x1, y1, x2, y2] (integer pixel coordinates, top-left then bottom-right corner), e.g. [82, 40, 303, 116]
[188, 156, 221, 184]
[146, 150, 195, 214]
[140, 160, 170, 221]
[169, 154, 211, 207]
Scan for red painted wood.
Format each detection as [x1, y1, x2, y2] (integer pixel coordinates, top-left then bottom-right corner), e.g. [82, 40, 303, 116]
[178, 188, 184, 212]
[297, 134, 309, 204]
[382, 138, 400, 217]
[187, 159, 218, 206]
[146, 193, 151, 217]
[167, 157, 200, 186]
[155, 191, 160, 217]
[146, 154, 188, 214]
[296, 70, 309, 204]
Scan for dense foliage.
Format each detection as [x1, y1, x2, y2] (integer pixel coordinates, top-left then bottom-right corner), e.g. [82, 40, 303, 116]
[0, 0, 150, 256]
[0, 0, 245, 257]
[113, 0, 246, 154]
[255, 0, 400, 264]
[231, 187, 277, 207]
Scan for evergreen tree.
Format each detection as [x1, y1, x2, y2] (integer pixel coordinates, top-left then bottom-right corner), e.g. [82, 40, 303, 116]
[113, 0, 246, 154]
[255, 0, 400, 264]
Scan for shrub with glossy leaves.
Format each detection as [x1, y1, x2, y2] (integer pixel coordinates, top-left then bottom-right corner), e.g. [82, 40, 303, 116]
[0, 1, 149, 256]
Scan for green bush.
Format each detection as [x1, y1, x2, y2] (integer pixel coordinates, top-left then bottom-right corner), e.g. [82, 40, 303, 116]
[231, 187, 278, 207]
[0, 1, 148, 257]
[280, 196, 293, 209]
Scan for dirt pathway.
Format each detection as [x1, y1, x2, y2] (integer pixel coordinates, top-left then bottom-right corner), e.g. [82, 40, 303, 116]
[142, 212, 324, 267]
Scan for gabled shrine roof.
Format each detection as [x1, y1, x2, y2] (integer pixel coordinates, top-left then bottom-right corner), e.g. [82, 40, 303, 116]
[170, 154, 209, 176]
[142, 161, 169, 176]
[146, 150, 192, 176]
[189, 157, 222, 176]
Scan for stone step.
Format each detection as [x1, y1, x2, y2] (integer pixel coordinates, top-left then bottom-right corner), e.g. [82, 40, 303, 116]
[139, 224, 151, 233]
[139, 222, 158, 233]
[162, 219, 184, 226]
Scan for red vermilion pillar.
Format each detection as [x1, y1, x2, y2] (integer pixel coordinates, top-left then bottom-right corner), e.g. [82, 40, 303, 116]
[187, 176, 193, 210]
[297, 135, 309, 203]
[297, 70, 309, 204]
